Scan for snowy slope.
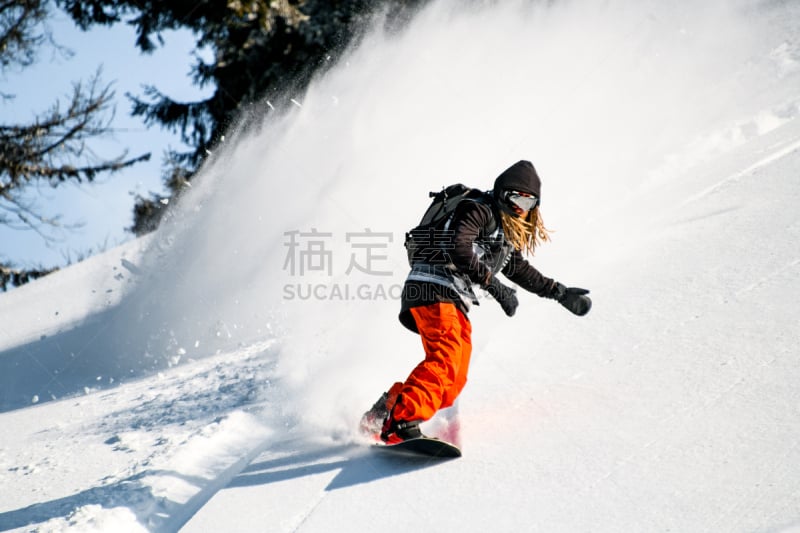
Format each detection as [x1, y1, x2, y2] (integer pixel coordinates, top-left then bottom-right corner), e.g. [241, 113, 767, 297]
[2, 0, 800, 531]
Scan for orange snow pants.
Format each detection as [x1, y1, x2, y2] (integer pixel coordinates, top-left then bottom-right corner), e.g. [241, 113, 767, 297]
[390, 302, 473, 422]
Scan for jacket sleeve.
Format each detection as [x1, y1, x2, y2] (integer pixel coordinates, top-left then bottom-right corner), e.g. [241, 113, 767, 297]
[501, 249, 559, 297]
[447, 200, 495, 285]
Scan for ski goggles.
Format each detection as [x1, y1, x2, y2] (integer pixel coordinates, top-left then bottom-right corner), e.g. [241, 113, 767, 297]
[504, 190, 539, 212]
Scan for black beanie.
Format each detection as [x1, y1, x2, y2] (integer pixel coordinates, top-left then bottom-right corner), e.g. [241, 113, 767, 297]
[493, 160, 542, 201]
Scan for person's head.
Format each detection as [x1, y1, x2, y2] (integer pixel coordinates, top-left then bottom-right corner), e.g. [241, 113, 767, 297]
[492, 160, 550, 255]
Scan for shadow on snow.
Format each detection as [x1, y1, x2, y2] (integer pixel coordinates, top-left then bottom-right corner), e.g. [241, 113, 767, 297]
[0, 303, 253, 414]
[230, 439, 454, 493]
[0, 439, 451, 531]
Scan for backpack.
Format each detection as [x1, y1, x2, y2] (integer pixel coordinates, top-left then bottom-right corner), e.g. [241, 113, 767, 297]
[404, 184, 494, 266]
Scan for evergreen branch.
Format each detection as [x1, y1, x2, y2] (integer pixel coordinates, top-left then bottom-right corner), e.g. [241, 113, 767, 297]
[0, 262, 58, 291]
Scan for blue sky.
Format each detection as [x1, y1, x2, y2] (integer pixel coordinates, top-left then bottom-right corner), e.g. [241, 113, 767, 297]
[1, 7, 211, 268]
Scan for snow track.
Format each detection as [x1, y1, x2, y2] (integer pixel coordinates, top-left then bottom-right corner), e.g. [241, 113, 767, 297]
[144, 414, 273, 532]
[0, 343, 277, 532]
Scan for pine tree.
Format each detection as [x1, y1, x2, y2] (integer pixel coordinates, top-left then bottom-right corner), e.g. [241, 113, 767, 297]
[56, 0, 426, 234]
[1, 0, 149, 290]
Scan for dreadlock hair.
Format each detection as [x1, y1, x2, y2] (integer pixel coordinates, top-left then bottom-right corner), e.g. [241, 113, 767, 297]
[500, 206, 551, 256]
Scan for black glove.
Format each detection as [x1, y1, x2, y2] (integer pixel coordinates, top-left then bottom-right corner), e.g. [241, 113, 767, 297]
[551, 282, 592, 316]
[485, 276, 519, 317]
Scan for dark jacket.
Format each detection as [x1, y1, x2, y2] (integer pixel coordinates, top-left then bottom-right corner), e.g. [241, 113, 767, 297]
[399, 195, 558, 333]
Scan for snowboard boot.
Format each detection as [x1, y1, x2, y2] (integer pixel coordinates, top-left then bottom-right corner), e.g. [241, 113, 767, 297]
[380, 410, 423, 444]
[359, 384, 403, 439]
[359, 392, 390, 437]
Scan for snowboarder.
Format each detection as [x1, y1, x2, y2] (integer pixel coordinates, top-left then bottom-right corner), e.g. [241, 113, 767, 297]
[361, 160, 592, 444]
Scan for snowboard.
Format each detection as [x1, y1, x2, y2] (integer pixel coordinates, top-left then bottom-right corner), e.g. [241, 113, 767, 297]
[373, 436, 461, 458]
